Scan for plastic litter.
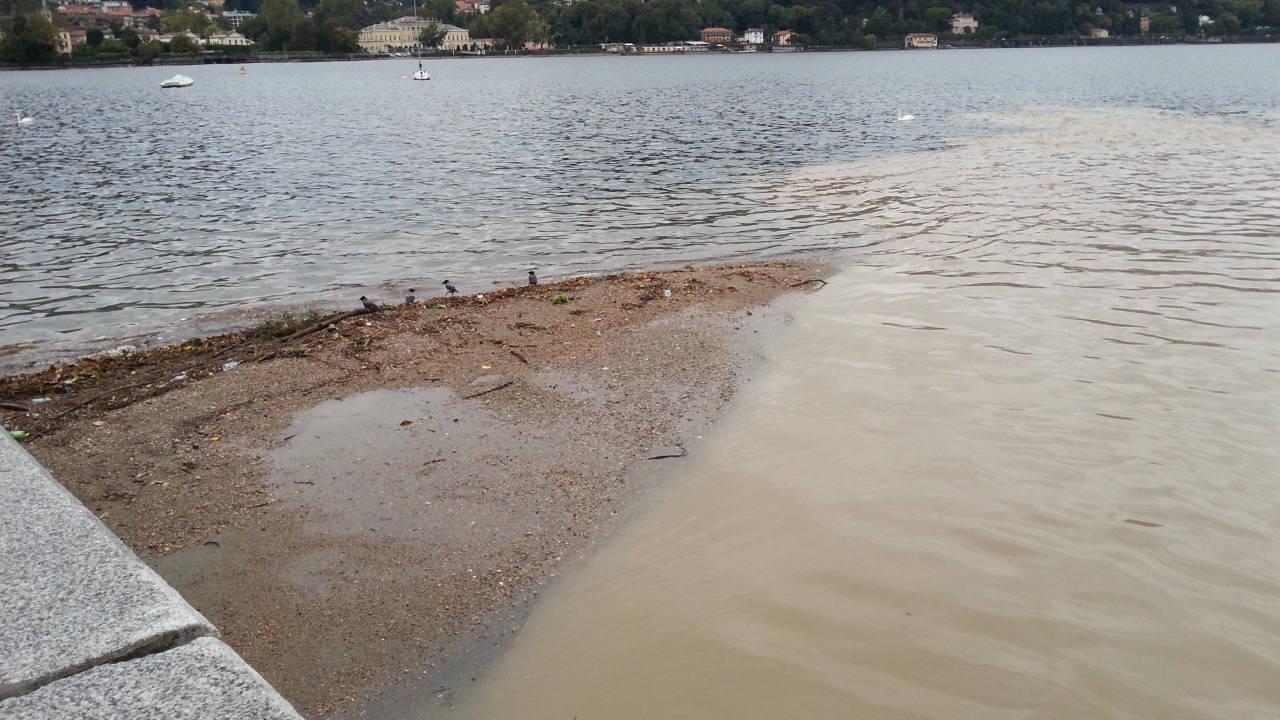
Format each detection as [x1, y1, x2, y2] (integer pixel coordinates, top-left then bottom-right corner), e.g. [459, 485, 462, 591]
[9, 430, 29, 440]
[172, 373, 188, 382]
[221, 361, 240, 372]
[663, 289, 673, 298]
[30, 397, 51, 404]
[551, 294, 570, 305]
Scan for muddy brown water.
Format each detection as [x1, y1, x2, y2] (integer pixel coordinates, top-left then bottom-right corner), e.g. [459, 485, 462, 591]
[443, 111, 1280, 719]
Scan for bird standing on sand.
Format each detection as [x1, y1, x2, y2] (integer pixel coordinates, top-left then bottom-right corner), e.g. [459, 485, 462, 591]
[360, 296, 380, 312]
[405, 288, 416, 304]
[528, 270, 538, 286]
[442, 280, 458, 296]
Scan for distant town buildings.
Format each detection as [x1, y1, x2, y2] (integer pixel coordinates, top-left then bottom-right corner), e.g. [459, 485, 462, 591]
[159, 30, 201, 45]
[222, 10, 256, 29]
[772, 29, 795, 46]
[56, 29, 85, 54]
[904, 32, 938, 48]
[742, 27, 764, 45]
[639, 41, 710, 53]
[1089, 27, 1110, 37]
[699, 27, 733, 44]
[455, 0, 490, 14]
[950, 13, 978, 34]
[56, 2, 164, 29]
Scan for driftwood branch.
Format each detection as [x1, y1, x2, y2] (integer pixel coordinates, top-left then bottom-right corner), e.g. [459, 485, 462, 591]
[209, 338, 249, 359]
[791, 278, 828, 289]
[461, 381, 513, 400]
[46, 380, 150, 421]
[281, 309, 366, 343]
[510, 350, 529, 364]
[0, 402, 29, 413]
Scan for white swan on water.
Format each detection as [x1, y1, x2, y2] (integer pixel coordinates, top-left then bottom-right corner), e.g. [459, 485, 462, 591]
[15, 111, 34, 126]
[896, 110, 915, 122]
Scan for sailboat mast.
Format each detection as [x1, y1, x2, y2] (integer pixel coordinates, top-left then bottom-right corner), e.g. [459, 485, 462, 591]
[413, 0, 421, 68]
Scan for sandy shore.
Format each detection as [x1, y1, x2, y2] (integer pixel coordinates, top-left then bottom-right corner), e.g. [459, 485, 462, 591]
[0, 261, 828, 718]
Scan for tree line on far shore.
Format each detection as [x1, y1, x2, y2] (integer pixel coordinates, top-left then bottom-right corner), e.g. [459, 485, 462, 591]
[534, 0, 1279, 46]
[4, 0, 1279, 64]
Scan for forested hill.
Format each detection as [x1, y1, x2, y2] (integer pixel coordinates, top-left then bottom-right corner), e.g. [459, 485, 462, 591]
[536, 0, 1279, 46]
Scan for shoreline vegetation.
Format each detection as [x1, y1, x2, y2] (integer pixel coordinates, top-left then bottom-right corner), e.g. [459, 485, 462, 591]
[2, 34, 1277, 71]
[0, 261, 829, 718]
[3, 0, 1277, 70]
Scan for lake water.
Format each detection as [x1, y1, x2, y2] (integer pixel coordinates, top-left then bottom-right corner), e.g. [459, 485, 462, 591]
[5, 46, 1280, 719]
[444, 85, 1280, 718]
[1, 46, 1278, 371]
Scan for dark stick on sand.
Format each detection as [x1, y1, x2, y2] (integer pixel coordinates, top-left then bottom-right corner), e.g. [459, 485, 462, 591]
[646, 444, 688, 460]
[461, 381, 513, 400]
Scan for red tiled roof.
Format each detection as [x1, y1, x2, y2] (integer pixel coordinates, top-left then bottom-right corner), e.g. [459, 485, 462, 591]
[701, 27, 731, 33]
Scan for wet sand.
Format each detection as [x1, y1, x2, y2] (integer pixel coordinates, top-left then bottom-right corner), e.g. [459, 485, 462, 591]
[0, 261, 828, 718]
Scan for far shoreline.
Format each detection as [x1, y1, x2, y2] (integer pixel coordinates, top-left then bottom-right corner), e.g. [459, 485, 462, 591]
[3, 35, 1275, 72]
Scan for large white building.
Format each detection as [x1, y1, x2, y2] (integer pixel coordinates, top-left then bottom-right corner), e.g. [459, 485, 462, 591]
[357, 17, 476, 52]
[904, 32, 938, 48]
[206, 31, 251, 46]
[950, 13, 978, 33]
[222, 10, 255, 29]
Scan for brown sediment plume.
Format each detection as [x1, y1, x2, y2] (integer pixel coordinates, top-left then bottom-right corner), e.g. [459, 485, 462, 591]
[0, 260, 828, 719]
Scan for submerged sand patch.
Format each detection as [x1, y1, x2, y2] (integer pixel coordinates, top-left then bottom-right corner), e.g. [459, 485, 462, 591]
[1, 261, 828, 718]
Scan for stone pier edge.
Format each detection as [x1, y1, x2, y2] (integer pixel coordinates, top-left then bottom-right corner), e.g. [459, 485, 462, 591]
[0, 429, 304, 718]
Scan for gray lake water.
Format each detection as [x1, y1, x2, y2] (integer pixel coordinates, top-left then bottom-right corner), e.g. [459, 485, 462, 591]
[2, 46, 1278, 371]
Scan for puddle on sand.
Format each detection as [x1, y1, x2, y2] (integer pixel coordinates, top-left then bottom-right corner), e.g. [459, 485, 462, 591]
[264, 386, 559, 543]
[160, 384, 576, 595]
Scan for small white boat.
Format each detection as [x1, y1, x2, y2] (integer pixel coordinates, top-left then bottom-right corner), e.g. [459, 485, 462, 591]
[160, 74, 194, 89]
[413, 68, 430, 81]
